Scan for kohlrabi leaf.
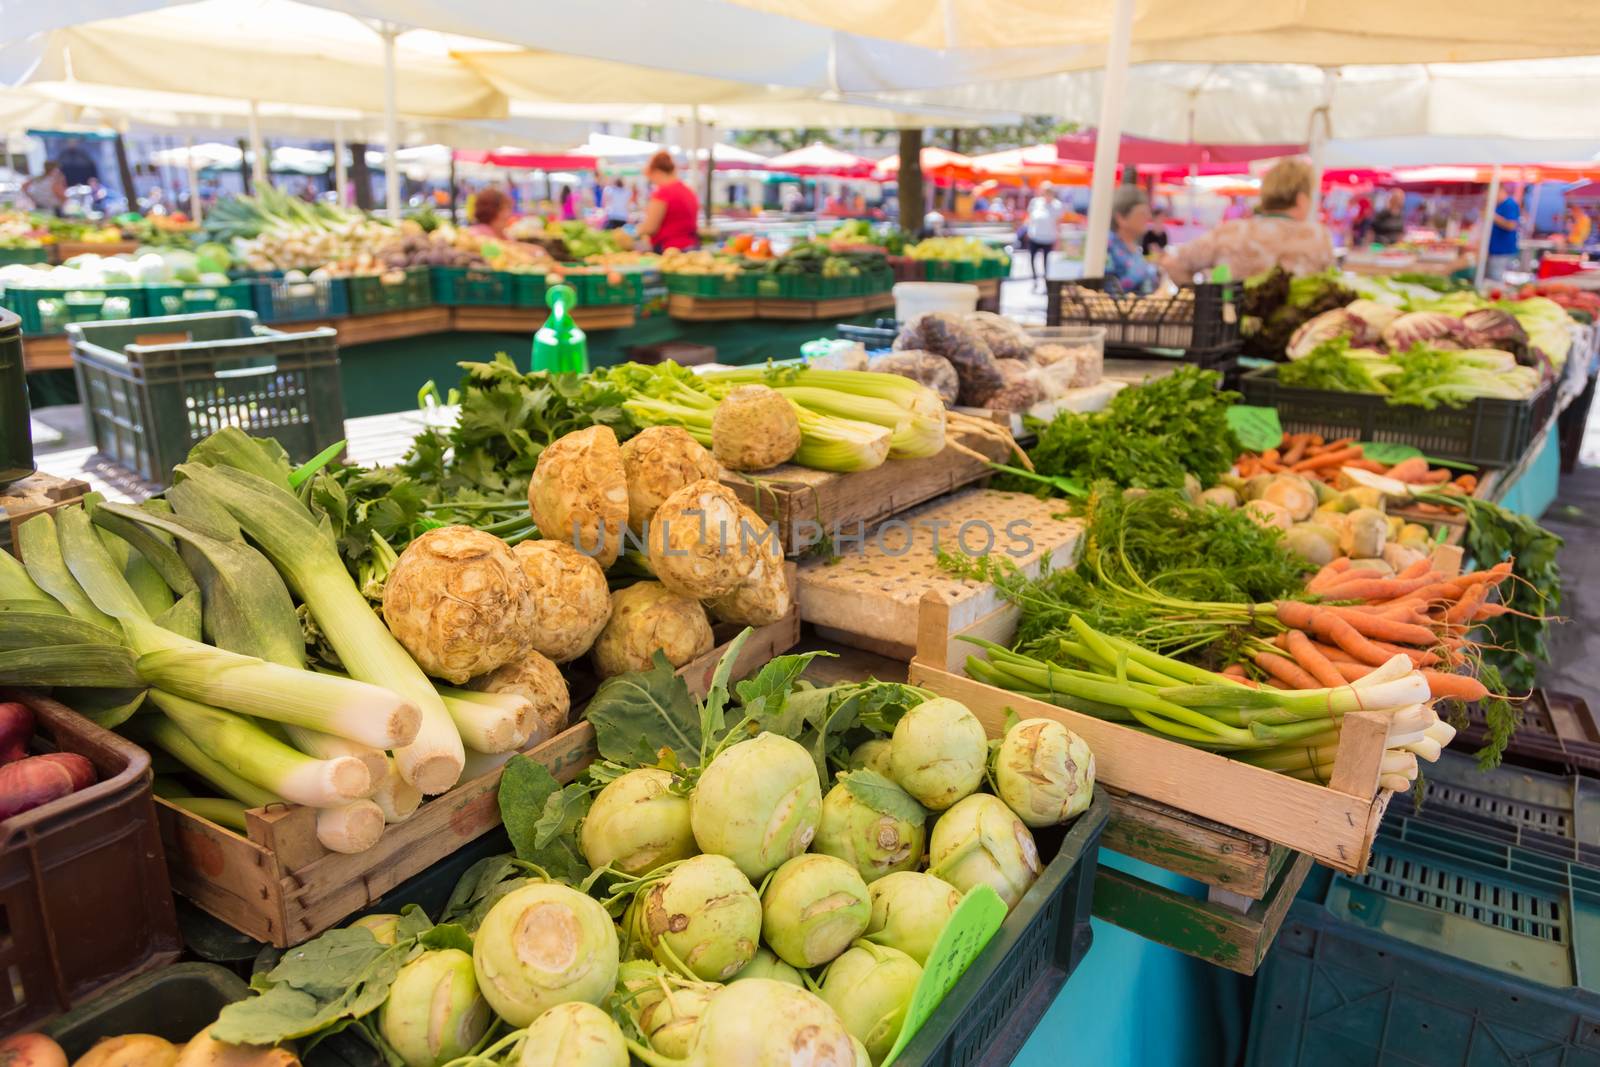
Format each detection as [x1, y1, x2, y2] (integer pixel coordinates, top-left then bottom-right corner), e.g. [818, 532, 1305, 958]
[499, 755, 590, 883]
[841, 769, 926, 824]
[586, 651, 700, 767]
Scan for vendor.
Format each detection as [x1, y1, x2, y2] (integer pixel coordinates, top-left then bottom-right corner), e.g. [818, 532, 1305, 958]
[1485, 185, 1522, 281]
[1370, 189, 1408, 246]
[468, 186, 514, 238]
[1104, 186, 1161, 295]
[1164, 159, 1334, 280]
[636, 151, 700, 253]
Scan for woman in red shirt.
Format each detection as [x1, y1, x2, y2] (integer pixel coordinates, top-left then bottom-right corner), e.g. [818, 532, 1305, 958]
[636, 151, 700, 252]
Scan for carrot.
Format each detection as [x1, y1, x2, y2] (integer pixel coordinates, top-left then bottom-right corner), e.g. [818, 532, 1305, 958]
[1221, 663, 1250, 679]
[1317, 575, 1439, 602]
[1367, 641, 1441, 667]
[1260, 459, 1285, 473]
[1308, 558, 1353, 593]
[1455, 473, 1478, 493]
[1276, 602, 1396, 667]
[1282, 438, 1308, 466]
[1333, 661, 1374, 683]
[1445, 584, 1489, 625]
[1324, 608, 1439, 647]
[1347, 459, 1388, 473]
[1292, 447, 1362, 473]
[1262, 448, 1280, 464]
[1286, 630, 1347, 688]
[1396, 559, 1434, 580]
[1254, 650, 1322, 690]
[1419, 670, 1489, 702]
[1386, 456, 1429, 483]
[1472, 602, 1511, 620]
[1407, 582, 1462, 606]
[1444, 561, 1514, 594]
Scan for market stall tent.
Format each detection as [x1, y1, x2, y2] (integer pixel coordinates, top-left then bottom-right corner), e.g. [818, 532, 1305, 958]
[764, 144, 878, 178]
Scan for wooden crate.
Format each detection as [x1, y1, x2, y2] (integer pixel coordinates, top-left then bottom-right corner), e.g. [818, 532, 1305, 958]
[907, 593, 1393, 876]
[798, 488, 1083, 661]
[667, 295, 756, 321]
[724, 431, 1014, 557]
[21, 335, 71, 371]
[158, 608, 798, 946]
[756, 296, 867, 320]
[2, 472, 90, 556]
[862, 291, 896, 313]
[451, 305, 636, 332]
[52, 241, 139, 262]
[334, 306, 451, 345]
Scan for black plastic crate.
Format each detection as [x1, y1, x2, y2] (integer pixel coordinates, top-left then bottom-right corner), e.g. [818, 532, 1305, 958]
[1404, 749, 1600, 865]
[1457, 690, 1600, 778]
[44, 964, 248, 1058]
[1047, 277, 1241, 358]
[68, 311, 344, 487]
[896, 790, 1109, 1067]
[345, 267, 432, 315]
[1240, 364, 1557, 469]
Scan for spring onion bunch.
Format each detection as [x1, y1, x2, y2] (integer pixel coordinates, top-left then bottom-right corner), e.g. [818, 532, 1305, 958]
[963, 615, 1452, 792]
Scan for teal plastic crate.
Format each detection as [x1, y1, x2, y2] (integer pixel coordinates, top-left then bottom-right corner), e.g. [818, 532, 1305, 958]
[238, 272, 349, 323]
[144, 282, 252, 318]
[1414, 750, 1600, 864]
[0, 247, 48, 265]
[68, 311, 344, 486]
[665, 271, 757, 298]
[2, 284, 146, 335]
[429, 265, 514, 306]
[345, 266, 432, 315]
[45, 964, 248, 1059]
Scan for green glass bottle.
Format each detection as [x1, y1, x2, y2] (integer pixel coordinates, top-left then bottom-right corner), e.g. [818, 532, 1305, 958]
[531, 283, 588, 374]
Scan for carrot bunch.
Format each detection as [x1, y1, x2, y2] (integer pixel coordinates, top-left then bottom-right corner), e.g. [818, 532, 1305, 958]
[1243, 554, 1516, 703]
[1236, 433, 1478, 510]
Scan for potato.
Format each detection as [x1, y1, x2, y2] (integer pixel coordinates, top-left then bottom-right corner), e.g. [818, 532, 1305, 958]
[592, 582, 713, 678]
[171, 1031, 298, 1067]
[527, 426, 629, 567]
[72, 1035, 176, 1067]
[2, 1033, 66, 1067]
[620, 426, 721, 531]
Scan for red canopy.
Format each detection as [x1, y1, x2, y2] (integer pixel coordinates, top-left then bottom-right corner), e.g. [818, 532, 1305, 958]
[1056, 131, 1304, 167]
[453, 150, 600, 170]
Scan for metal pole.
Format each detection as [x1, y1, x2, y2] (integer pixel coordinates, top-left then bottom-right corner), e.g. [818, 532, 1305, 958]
[333, 120, 348, 206]
[382, 24, 401, 220]
[704, 123, 715, 228]
[1082, 0, 1135, 279]
[247, 100, 266, 188]
[1185, 103, 1198, 227]
[1474, 165, 1501, 291]
[185, 135, 202, 223]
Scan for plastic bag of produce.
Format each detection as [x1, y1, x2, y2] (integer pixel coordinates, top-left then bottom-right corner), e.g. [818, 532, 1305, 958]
[893, 312, 1003, 405]
[976, 359, 1047, 411]
[965, 311, 1036, 362]
[867, 350, 960, 405]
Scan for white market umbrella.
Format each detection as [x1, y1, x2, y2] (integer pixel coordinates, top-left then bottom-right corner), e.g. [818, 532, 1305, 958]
[765, 143, 877, 176]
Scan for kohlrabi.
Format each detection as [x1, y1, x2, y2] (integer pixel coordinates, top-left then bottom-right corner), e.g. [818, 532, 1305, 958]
[864, 871, 962, 966]
[472, 882, 620, 1026]
[581, 767, 698, 876]
[690, 733, 821, 880]
[379, 949, 493, 1067]
[626, 979, 859, 1067]
[518, 1002, 628, 1067]
[929, 793, 1041, 909]
[628, 853, 762, 981]
[993, 718, 1095, 827]
[888, 698, 986, 810]
[728, 946, 803, 987]
[813, 775, 926, 884]
[819, 941, 922, 1065]
[761, 854, 871, 969]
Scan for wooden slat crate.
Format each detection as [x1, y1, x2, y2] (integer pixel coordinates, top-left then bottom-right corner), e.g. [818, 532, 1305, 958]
[723, 432, 1015, 557]
[158, 606, 799, 946]
[798, 488, 1083, 660]
[907, 592, 1393, 876]
[666, 295, 756, 321]
[2, 472, 91, 556]
[756, 296, 867, 320]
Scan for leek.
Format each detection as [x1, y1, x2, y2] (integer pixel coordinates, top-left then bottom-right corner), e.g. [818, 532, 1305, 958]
[175, 463, 465, 794]
[0, 644, 143, 688]
[313, 800, 386, 854]
[0, 550, 66, 614]
[148, 690, 372, 808]
[140, 714, 278, 808]
[371, 756, 422, 823]
[163, 794, 250, 833]
[16, 514, 117, 632]
[436, 685, 536, 754]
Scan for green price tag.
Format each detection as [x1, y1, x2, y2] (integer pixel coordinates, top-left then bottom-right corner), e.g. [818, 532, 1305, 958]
[879, 885, 1008, 1067]
[1226, 405, 1283, 452]
[1355, 441, 1422, 465]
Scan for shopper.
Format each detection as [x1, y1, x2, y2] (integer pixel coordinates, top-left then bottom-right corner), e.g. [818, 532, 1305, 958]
[1025, 181, 1066, 291]
[1371, 189, 1408, 245]
[1567, 208, 1593, 250]
[23, 163, 67, 216]
[1163, 159, 1334, 280]
[1141, 207, 1170, 256]
[1485, 185, 1522, 281]
[1104, 186, 1161, 295]
[636, 150, 700, 252]
[558, 185, 576, 221]
[468, 186, 514, 238]
[602, 179, 631, 230]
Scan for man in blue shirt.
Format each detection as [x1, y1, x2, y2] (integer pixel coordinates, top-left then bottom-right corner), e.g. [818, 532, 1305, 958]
[1486, 185, 1521, 281]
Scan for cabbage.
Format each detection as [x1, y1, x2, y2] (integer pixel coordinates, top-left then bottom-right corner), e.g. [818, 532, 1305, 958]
[1459, 308, 1527, 349]
[1286, 308, 1361, 360]
[1380, 312, 1467, 352]
[1344, 300, 1402, 339]
[1505, 297, 1574, 367]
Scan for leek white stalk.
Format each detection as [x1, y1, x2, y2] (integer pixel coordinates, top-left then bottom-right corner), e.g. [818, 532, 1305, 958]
[770, 386, 942, 460]
[283, 728, 387, 791]
[150, 691, 372, 807]
[1402, 737, 1443, 762]
[459, 747, 518, 782]
[166, 795, 250, 832]
[176, 463, 465, 795]
[372, 757, 422, 824]
[437, 686, 536, 754]
[143, 714, 279, 809]
[1379, 774, 1414, 793]
[316, 800, 386, 854]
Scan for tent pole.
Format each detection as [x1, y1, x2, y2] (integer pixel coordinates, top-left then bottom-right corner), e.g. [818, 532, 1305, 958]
[704, 123, 715, 228]
[448, 151, 458, 225]
[1186, 102, 1198, 227]
[247, 100, 266, 189]
[333, 120, 348, 207]
[381, 25, 401, 220]
[1082, 0, 1134, 280]
[185, 136, 202, 223]
[1474, 164, 1501, 291]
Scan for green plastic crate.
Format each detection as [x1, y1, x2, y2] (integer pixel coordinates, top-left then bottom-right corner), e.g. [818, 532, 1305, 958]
[235, 272, 349, 323]
[2, 284, 146, 335]
[0, 247, 48, 265]
[561, 270, 643, 306]
[429, 265, 515, 306]
[345, 267, 432, 315]
[144, 282, 253, 318]
[68, 311, 344, 487]
[665, 272, 757, 298]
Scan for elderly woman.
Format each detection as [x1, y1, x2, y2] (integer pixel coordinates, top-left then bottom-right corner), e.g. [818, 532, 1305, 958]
[1164, 159, 1334, 280]
[1103, 185, 1161, 294]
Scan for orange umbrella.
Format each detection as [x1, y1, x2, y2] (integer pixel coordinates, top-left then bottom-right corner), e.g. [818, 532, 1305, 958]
[968, 144, 1092, 185]
[876, 147, 977, 182]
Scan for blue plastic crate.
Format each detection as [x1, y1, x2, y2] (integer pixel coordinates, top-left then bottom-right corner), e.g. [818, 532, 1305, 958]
[238, 272, 348, 323]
